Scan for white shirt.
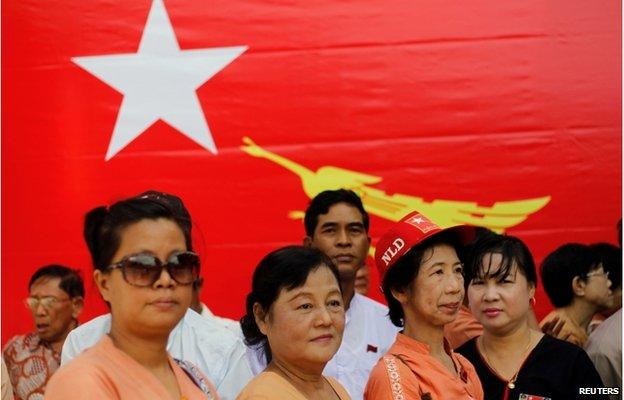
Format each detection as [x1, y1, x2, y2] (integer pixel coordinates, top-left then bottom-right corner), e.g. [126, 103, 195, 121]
[199, 303, 242, 334]
[324, 293, 399, 400]
[586, 309, 622, 396]
[245, 293, 399, 400]
[61, 309, 253, 400]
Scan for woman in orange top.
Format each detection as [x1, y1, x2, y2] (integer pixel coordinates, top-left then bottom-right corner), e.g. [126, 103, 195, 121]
[238, 246, 350, 399]
[45, 192, 217, 400]
[364, 211, 482, 400]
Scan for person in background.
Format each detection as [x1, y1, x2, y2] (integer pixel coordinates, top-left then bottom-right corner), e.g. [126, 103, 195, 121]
[441, 228, 498, 349]
[60, 191, 253, 400]
[302, 189, 398, 399]
[238, 246, 350, 399]
[191, 277, 240, 333]
[354, 263, 370, 296]
[365, 211, 482, 400]
[443, 296, 484, 350]
[586, 309, 622, 400]
[2, 357, 14, 400]
[2, 265, 84, 400]
[589, 243, 622, 326]
[591, 243, 622, 314]
[458, 234, 606, 400]
[539, 243, 614, 347]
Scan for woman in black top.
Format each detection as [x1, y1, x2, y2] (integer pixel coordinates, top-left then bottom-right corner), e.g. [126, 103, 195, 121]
[457, 234, 606, 400]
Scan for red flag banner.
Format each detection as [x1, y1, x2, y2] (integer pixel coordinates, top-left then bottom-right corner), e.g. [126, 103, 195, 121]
[2, 0, 621, 344]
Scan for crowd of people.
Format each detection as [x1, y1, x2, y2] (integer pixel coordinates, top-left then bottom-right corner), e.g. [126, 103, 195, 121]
[1, 189, 621, 400]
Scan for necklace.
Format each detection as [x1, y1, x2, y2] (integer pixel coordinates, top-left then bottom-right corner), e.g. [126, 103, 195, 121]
[481, 330, 533, 390]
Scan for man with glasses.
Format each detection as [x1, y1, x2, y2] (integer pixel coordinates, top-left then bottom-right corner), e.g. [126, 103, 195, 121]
[2, 265, 84, 400]
[539, 243, 614, 348]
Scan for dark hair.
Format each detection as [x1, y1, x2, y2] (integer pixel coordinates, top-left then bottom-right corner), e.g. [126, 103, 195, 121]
[382, 231, 461, 327]
[304, 189, 369, 237]
[29, 264, 85, 298]
[464, 234, 537, 288]
[540, 243, 600, 308]
[458, 227, 499, 267]
[83, 191, 193, 271]
[240, 246, 341, 363]
[590, 242, 622, 291]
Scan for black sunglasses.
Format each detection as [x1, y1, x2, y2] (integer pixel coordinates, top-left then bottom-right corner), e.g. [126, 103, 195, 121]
[108, 251, 200, 287]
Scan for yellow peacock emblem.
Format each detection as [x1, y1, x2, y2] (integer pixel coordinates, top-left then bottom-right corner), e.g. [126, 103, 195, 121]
[241, 136, 550, 234]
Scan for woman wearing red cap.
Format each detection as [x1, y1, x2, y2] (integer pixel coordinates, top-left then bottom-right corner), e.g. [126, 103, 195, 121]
[364, 212, 483, 400]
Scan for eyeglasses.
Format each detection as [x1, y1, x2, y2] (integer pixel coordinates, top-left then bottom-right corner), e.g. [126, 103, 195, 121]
[24, 296, 70, 311]
[108, 251, 200, 287]
[585, 270, 610, 279]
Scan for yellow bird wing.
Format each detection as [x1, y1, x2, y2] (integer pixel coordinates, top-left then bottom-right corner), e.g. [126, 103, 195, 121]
[428, 197, 552, 232]
[358, 187, 550, 233]
[241, 137, 550, 233]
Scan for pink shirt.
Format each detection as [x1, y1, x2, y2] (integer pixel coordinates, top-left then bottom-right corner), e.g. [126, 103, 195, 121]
[45, 335, 218, 400]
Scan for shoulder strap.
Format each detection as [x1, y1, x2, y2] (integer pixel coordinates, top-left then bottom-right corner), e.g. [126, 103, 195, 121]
[174, 358, 215, 400]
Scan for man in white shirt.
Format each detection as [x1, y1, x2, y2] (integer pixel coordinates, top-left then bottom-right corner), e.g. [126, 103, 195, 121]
[303, 189, 398, 400]
[586, 309, 622, 399]
[191, 277, 241, 334]
[61, 308, 253, 400]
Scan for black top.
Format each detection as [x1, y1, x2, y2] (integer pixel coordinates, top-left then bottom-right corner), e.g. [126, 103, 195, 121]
[457, 334, 607, 400]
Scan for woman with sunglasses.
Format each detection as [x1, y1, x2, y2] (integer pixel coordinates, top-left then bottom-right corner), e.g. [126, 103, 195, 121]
[46, 192, 217, 399]
[457, 235, 606, 400]
[364, 212, 483, 400]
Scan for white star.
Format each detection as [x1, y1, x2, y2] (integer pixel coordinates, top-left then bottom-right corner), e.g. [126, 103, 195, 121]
[413, 217, 423, 224]
[72, 0, 247, 160]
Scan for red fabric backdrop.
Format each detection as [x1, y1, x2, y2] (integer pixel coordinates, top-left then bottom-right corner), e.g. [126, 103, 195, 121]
[2, 0, 621, 345]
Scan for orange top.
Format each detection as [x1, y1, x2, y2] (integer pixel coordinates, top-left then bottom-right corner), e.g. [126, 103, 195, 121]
[364, 333, 483, 400]
[539, 309, 588, 347]
[45, 335, 218, 400]
[444, 306, 483, 349]
[237, 371, 350, 400]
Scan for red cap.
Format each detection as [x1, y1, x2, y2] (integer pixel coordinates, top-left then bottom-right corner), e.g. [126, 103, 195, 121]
[374, 211, 475, 279]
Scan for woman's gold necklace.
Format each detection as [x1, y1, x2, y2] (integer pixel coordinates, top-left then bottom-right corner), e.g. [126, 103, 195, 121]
[481, 331, 533, 390]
